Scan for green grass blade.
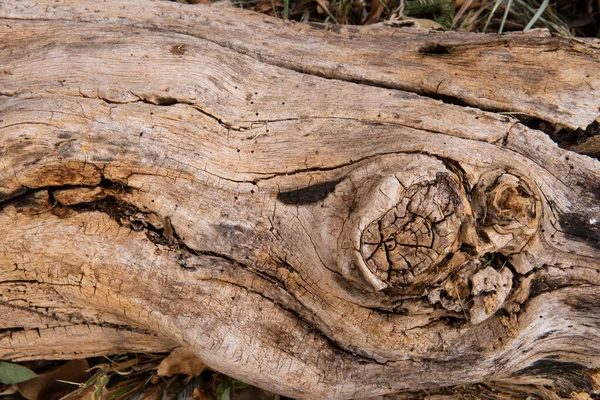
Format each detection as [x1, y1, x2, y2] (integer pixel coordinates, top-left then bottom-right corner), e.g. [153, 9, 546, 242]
[513, 0, 569, 36]
[524, 0, 549, 30]
[499, 0, 513, 33]
[483, 0, 503, 33]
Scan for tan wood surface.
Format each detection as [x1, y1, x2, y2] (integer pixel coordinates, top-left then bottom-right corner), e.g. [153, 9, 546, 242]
[1, 1, 600, 398]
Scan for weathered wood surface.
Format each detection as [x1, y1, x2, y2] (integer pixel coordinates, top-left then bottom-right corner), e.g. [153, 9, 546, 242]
[1, 0, 600, 398]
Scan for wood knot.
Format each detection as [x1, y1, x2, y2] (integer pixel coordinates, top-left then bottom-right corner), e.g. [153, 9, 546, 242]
[334, 165, 478, 293]
[334, 161, 541, 324]
[360, 174, 466, 288]
[473, 172, 540, 254]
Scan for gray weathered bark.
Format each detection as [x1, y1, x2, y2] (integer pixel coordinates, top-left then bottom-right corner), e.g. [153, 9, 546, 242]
[1, 1, 600, 398]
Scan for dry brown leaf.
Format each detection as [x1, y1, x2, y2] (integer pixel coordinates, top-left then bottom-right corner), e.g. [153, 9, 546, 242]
[364, 0, 387, 25]
[17, 359, 90, 400]
[193, 387, 211, 400]
[156, 347, 207, 378]
[314, 0, 338, 23]
[315, 0, 328, 14]
[187, 0, 212, 4]
[0, 384, 18, 396]
[254, 0, 283, 13]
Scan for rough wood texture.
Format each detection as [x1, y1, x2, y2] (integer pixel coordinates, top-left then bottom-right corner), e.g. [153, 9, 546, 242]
[1, 0, 600, 398]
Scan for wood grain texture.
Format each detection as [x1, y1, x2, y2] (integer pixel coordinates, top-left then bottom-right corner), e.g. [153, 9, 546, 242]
[2, 0, 599, 130]
[1, 1, 600, 398]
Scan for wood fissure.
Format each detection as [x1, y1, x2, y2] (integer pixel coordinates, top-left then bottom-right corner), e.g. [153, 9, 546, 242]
[513, 359, 594, 396]
[2, 186, 385, 365]
[3, 2, 599, 129]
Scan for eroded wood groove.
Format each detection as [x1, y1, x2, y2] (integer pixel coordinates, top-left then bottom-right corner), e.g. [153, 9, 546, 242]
[2, 1, 599, 129]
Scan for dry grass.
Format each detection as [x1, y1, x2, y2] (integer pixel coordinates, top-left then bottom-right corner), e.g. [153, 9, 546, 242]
[175, 0, 599, 37]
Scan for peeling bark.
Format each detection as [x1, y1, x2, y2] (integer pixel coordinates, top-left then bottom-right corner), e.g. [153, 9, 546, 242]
[1, 1, 600, 398]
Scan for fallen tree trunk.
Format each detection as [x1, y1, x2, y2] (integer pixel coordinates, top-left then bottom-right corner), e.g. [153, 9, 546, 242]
[1, 0, 600, 398]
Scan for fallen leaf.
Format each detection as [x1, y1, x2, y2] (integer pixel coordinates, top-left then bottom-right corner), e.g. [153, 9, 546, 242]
[364, 0, 387, 25]
[193, 387, 211, 400]
[410, 18, 445, 30]
[156, 348, 207, 378]
[0, 362, 38, 385]
[315, 0, 328, 14]
[314, 0, 338, 23]
[254, 0, 283, 13]
[0, 384, 18, 396]
[17, 359, 90, 400]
